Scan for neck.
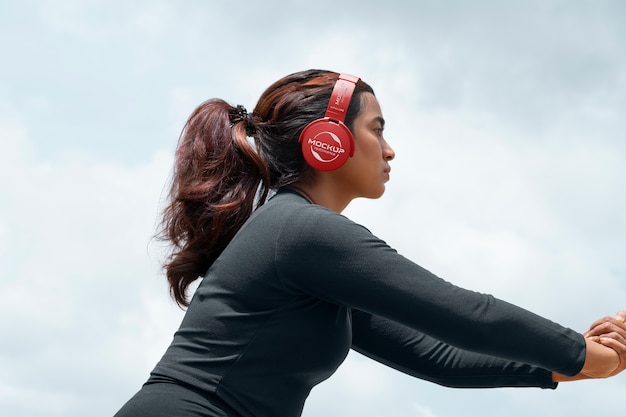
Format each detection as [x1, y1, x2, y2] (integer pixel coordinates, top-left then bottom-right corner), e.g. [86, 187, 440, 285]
[288, 185, 315, 204]
[288, 179, 352, 213]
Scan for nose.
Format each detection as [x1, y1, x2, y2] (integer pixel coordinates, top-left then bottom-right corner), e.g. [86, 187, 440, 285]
[382, 139, 395, 161]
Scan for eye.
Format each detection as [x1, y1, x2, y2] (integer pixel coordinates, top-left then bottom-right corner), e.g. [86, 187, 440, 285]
[374, 127, 384, 137]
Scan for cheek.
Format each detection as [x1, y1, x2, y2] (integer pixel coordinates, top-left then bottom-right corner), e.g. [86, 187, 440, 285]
[362, 140, 383, 162]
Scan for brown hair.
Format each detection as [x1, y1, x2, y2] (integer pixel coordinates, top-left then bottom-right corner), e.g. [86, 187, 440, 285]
[160, 69, 374, 307]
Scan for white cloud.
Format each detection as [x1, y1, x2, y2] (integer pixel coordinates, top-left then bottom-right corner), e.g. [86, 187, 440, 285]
[0, 106, 184, 416]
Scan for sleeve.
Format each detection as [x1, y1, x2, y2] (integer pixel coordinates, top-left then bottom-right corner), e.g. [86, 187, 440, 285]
[351, 309, 558, 389]
[274, 205, 586, 377]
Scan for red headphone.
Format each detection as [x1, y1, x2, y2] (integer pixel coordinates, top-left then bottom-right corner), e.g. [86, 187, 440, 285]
[298, 73, 360, 171]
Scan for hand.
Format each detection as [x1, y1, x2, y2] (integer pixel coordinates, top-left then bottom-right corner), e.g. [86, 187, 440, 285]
[584, 311, 626, 377]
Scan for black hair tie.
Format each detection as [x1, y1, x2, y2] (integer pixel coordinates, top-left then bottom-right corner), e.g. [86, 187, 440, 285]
[228, 104, 256, 136]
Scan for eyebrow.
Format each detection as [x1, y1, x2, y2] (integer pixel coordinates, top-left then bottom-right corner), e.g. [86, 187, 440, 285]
[373, 116, 385, 127]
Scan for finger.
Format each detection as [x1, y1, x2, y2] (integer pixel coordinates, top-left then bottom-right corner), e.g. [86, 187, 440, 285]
[587, 316, 615, 332]
[586, 320, 611, 337]
[599, 337, 626, 354]
[605, 319, 626, 338]
[586, 319, 626, 338]
[598, 331, 626, 347]
[615, 310, 626, 322]
[586, 332, 626, 347]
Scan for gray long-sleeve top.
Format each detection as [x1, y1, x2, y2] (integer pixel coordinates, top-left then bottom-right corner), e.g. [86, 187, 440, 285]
[141, 189, 586, 417]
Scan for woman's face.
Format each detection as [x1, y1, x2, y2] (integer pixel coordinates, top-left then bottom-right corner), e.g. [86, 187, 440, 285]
[334, 92, 395, 199]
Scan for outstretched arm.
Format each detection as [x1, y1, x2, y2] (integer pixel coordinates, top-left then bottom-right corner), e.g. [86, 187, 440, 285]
[351, 309, 558, 389]
[279, 205, 587, 376]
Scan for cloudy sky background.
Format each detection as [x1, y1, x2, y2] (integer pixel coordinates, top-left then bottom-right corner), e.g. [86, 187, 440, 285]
[1, 0, 625, 416]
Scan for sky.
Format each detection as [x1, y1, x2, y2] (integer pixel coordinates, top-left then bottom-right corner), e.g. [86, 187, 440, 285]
[1, 0, 625, 416]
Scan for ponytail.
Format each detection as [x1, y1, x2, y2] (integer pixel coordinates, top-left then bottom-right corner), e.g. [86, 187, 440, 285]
[160, 99, 269, 307]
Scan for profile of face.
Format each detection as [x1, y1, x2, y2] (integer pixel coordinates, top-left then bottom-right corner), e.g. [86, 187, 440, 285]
[331, 92, 395, 200]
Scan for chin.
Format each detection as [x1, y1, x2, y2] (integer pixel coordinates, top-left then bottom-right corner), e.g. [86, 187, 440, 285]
[368, 187, 386, 199]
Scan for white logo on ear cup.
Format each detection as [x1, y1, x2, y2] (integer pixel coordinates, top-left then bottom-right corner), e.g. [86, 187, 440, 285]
[308, 131, 345, 163]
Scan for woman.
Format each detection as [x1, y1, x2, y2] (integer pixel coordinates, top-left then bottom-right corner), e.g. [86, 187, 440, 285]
[115, 69, 626, 417]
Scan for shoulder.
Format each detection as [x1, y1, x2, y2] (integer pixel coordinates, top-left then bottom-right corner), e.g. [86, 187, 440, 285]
[249, 189, 382, 261]
[277, 200, 372, 247]
[256, 189, 371, 238]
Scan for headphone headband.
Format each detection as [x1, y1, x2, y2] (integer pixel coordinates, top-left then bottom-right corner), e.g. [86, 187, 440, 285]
[324, 74, 360, 122]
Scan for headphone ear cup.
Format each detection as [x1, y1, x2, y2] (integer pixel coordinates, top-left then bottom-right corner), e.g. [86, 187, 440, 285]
[299, 118, 354, 171]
